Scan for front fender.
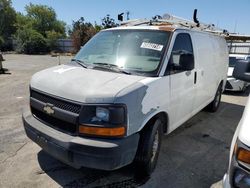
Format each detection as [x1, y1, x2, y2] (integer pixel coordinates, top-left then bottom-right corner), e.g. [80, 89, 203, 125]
[137, 110, 169, 133]
[115, 77, 170, 136]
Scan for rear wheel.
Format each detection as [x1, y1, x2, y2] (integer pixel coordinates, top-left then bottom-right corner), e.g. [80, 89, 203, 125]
[206, 83, 223, 112]
[134, 118, 163, 176]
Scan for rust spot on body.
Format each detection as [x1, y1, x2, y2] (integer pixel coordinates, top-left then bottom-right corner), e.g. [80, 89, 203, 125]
[158, 25, 175, 32]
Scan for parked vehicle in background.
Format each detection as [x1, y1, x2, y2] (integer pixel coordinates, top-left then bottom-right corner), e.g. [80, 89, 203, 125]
[223, 59, 250, 188]
[22, 16, 228, 176]
[225, 54, 250, 91]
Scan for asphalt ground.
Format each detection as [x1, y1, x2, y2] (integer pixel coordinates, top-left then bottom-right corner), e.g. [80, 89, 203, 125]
[0, 54, 248, 188]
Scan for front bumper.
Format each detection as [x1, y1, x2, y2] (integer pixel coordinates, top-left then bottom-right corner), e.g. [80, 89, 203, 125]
[22, 110, 139, 170]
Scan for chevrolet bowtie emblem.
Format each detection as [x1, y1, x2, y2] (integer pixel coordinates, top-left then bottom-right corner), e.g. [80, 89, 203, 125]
[43, 104, 54, 115]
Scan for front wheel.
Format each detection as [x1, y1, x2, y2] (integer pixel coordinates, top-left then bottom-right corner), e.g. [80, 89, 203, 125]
[134, 118, 163, 176]
[206, 83, 223, 112]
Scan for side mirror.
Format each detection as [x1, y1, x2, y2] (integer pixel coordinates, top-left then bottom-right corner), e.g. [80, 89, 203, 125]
[233, 60, 250, 82]
[179, 53, 194, 71]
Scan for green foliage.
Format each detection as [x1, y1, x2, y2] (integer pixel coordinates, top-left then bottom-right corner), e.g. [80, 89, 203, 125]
[25, 3, 66, 37]
[101, 14, 118, 29]
[0, 1, 121, 53]
[14, 3, 66, 54]
[15, 13, 34, 30]
[94, 22, 102, 32]
[15, 27, 47, 54]
[0, 0, 16, 50]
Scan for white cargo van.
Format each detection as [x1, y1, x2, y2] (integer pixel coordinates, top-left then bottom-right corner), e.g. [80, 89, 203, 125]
[223, 60, 250, 188]
[23, 18, 228, 175]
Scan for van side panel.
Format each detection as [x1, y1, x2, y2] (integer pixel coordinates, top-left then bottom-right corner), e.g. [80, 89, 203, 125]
[211, 35, 229, 89]
[191, 31, 228, 111]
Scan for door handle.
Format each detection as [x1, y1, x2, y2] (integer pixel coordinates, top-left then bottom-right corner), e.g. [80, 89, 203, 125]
[194, 71, 197, 84]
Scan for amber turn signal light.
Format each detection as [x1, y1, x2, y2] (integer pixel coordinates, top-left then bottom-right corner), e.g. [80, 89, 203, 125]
[237, 148, 250, 164]
[79, 125, 125, 137]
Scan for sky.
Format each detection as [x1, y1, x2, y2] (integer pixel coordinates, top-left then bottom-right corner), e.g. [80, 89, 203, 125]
[12, 0, 250, 34]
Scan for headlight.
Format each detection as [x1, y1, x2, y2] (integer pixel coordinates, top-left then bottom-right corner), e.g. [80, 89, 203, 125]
[79, 105, 127, 137]
[234, 169, 250, 188]
[96, 107, 109, 122]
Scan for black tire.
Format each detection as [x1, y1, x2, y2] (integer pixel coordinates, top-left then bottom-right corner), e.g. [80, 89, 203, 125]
[241, 83, 247, 93]
[206, 83, 223, 112]
[134, 118, 163, 176]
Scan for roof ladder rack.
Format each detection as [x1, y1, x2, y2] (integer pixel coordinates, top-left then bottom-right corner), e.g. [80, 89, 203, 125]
[119, 9, 229, 36]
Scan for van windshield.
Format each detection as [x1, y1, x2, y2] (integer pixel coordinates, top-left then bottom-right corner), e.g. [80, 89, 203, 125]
[74, 30, 170, 76]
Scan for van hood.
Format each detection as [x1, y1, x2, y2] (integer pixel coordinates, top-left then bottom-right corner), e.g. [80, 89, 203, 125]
[30, 64, 145, 103]
[227, 67, 234, 77]
[238, 96, 250, 147]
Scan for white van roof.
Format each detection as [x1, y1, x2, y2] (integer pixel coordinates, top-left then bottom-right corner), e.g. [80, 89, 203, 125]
[105, 25, 175, 32]
[105, 17, 228, 37]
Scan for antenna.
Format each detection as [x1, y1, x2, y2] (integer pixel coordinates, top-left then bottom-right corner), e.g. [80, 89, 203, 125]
[126, 11, 130, 20]
[193, 9, 200, 27]
[118, 13, 124, 22]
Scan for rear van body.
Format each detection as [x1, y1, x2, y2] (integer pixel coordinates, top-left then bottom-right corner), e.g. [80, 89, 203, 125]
[23, 23, 228, 174]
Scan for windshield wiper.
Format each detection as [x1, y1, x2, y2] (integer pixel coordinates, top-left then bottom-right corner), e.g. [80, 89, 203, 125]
[71, 59, 88, 68]
[92, 62, 131, 75]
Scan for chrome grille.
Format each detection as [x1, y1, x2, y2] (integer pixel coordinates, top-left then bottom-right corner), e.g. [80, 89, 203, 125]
[31, 90, 81, 114]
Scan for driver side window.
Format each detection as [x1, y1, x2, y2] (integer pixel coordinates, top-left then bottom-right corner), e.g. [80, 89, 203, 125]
[166, 33, 194, 75]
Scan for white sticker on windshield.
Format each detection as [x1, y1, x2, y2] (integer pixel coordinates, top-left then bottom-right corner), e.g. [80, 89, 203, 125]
[140, 42, 164, 51]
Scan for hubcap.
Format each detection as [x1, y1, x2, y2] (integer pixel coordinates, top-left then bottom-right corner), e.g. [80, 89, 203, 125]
[151, 130, 159, 162]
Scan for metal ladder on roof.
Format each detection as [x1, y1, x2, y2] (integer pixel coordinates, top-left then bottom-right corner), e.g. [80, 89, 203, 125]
[120, 10, 229, 36]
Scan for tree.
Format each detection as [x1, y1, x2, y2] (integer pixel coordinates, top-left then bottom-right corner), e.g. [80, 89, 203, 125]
[14, 3, 66, 54]
[101, 14, 118, 29]
[0, 36, 4, 48]
[94, 21, 102, 32]
[15, 27, 47, 54]
[0, 0, 16, 50]
[15, 13, 34, 30]
[46, 30, 63, 51]
[25, 3, 66, 37]
[70, 17, 98, 52]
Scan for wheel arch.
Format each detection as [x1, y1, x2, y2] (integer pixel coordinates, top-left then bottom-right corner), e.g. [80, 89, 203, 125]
[139, 111, 169, 134]
[220, 79, 225, 91]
